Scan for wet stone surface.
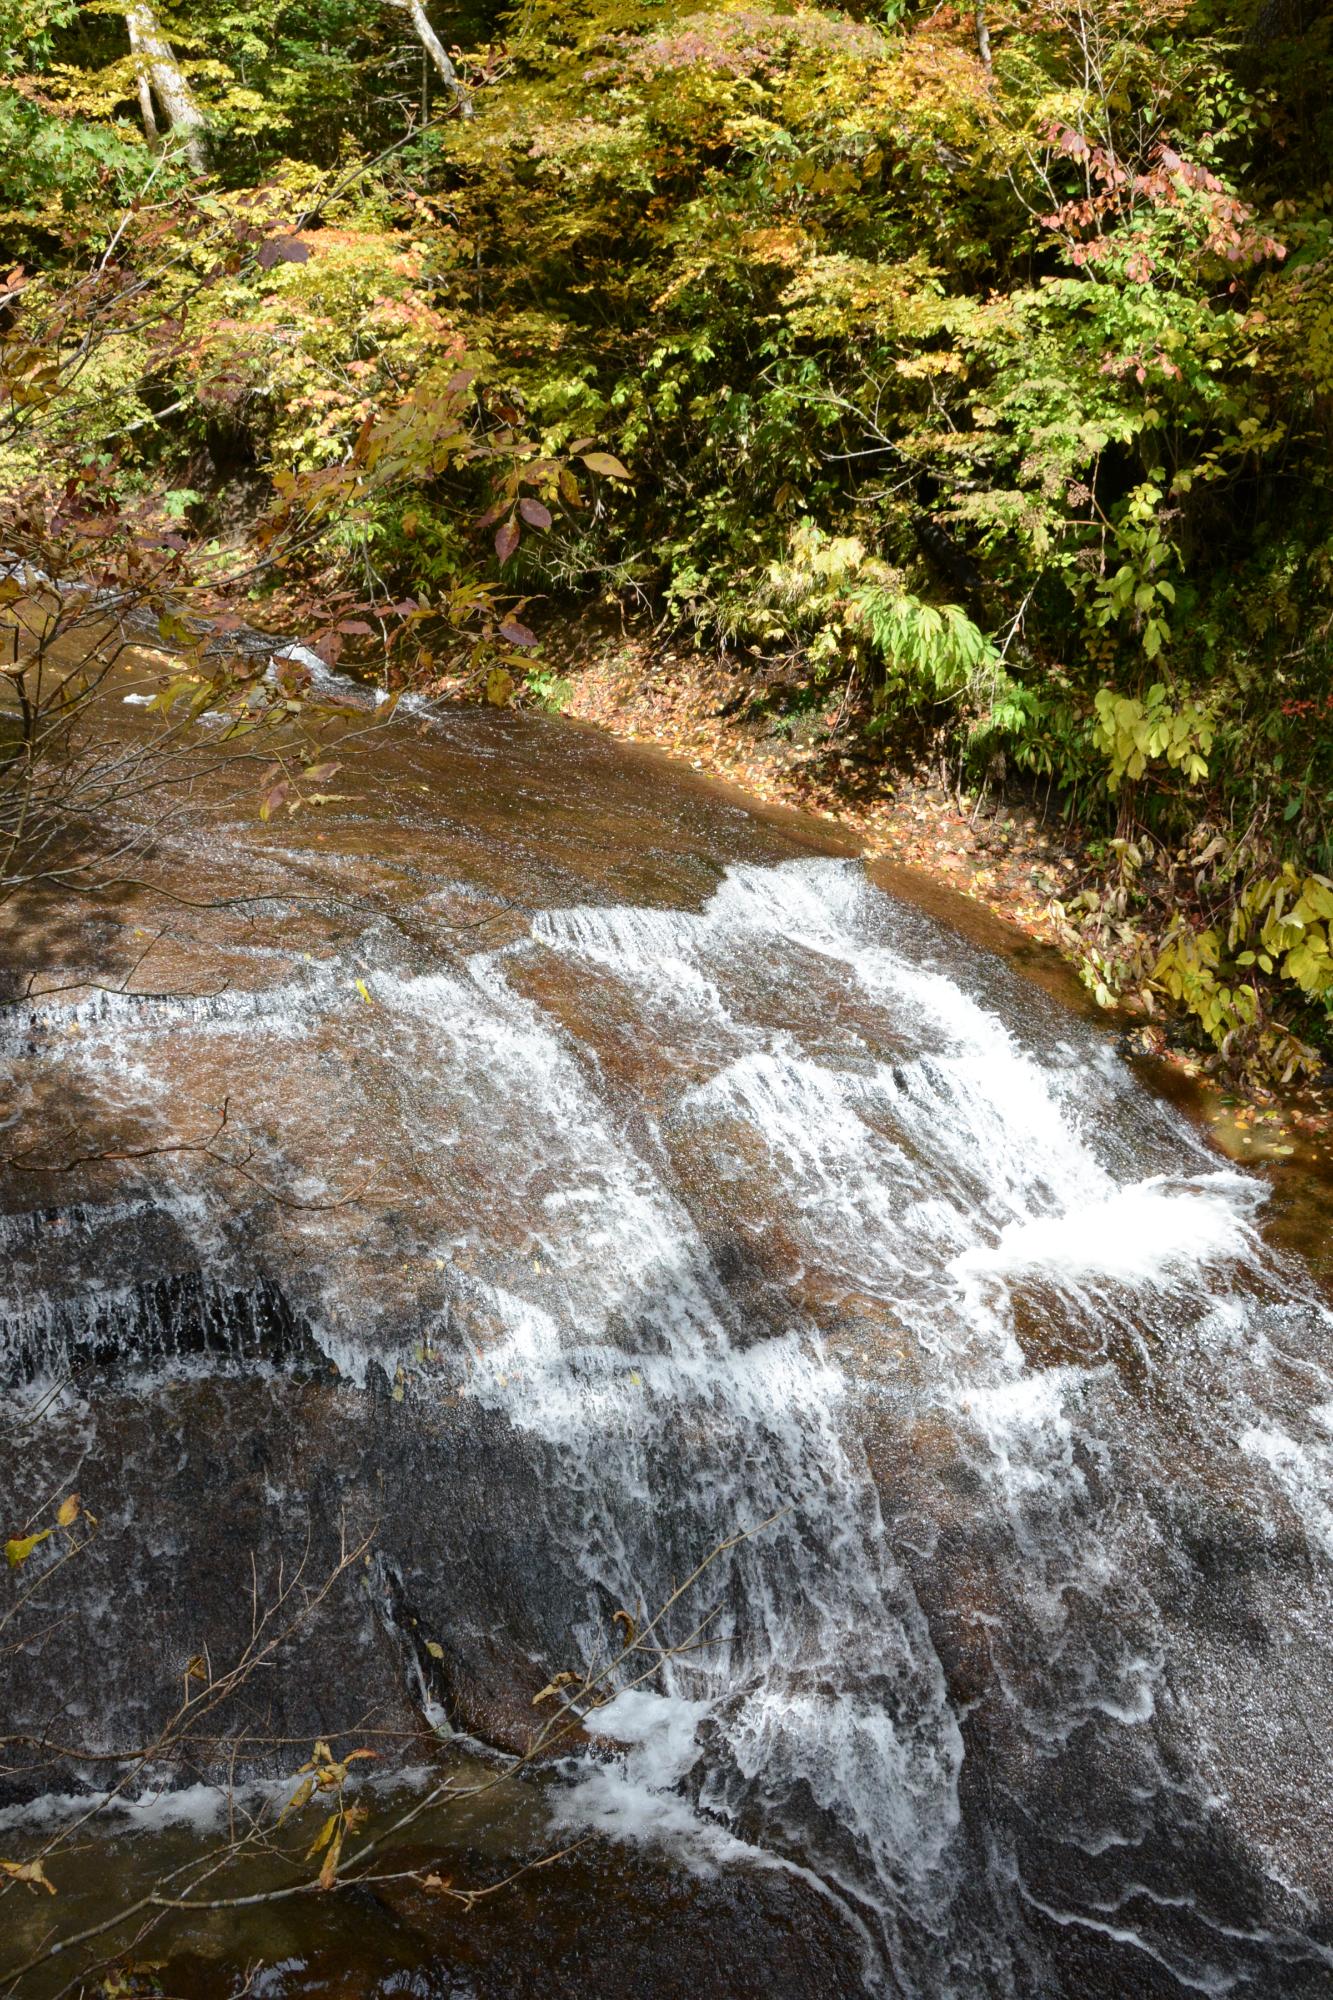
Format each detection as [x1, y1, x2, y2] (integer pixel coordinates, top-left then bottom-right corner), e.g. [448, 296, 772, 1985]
[3, 699, 1332, 1997]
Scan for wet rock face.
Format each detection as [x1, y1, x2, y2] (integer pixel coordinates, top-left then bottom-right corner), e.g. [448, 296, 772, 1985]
[373, 1845, 874, 2000]
[3, 1344, 614, 1803]
[5, 1370, 395, 1803]
[4, 705, 1333, 1997]
[2, 1268, 328, 1382]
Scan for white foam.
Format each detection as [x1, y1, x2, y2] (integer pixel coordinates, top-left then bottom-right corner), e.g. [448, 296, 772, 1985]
[1240, 1422, 1333, 1555]
[953, 1175, 1260, 1288]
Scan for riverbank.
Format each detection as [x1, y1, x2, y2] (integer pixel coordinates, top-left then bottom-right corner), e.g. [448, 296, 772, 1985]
[550, 624, 1333, 1164]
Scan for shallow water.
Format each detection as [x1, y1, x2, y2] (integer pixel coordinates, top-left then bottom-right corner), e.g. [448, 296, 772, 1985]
[2, 698, 1331, 1997]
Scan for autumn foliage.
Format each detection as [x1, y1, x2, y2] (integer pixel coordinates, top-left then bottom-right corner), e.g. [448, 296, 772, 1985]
[2, 0, 1333, 1079]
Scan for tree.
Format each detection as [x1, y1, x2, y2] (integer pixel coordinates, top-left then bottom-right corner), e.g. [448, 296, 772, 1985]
[125, 8, 158, 142]
[392, 0, 473, 118]
[123, 4, 209, 171]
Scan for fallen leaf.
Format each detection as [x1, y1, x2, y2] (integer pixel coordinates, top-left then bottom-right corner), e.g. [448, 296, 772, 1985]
[532, 1670, 580, 1705]
[0, 1858, 55, 1894]
[5, 1529, 51, 1569]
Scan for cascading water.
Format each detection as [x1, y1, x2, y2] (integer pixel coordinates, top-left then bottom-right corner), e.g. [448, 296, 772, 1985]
[473, 859, 1333, 1996]
[3, 710, 1331, 1998]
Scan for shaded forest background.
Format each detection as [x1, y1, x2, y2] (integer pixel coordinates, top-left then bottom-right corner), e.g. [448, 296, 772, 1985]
[3, 0, 1333, 1084]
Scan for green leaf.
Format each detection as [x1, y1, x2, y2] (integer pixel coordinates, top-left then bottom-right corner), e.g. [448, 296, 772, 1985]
[5, 1529, 52, 1568]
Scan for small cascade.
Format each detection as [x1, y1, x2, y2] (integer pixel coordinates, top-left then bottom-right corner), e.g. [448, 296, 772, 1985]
[0, 962, 340, 1060]
[0, 1269, 329, 1385]
[489, 860, 1333, 1994]
[4, 840, 1332, 1998]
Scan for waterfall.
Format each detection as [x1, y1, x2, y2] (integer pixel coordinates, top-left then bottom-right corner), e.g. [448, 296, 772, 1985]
[5, 852, 1331, 1997]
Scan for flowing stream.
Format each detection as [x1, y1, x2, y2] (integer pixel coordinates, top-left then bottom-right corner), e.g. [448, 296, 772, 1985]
[2, 699, 1331, 1997]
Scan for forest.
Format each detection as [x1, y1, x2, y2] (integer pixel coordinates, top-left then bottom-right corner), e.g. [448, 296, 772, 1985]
[2, 0, 1332, 1088]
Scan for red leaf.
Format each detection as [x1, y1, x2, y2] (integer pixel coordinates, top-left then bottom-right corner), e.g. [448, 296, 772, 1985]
[336, 618, 375, 635]
[257, 236, 311, 271]
[495, 519, 520, 564]
[518, 498, 552, 531]
[499, 617, 536, 648]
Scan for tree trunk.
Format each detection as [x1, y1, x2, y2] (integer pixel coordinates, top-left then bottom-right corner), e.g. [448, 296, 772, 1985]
[125, 4, 209, 171]
[974, 1, 993, 71]
[126, 12, 160, 143]
[394, 0, 473, 118]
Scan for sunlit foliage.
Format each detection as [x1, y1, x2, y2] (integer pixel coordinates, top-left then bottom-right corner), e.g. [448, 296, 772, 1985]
[3, 0, 1332, 1075]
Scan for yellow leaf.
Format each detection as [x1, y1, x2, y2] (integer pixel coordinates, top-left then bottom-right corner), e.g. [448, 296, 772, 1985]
[0, 1858, 55, 1894]
[318, 1827, 344, 1891]
[5, 1529, 51, 1568]
[354, 979, 373, 1005]
[581, 450, 632, 480]
[612, 1608, 637, 1649]
[532, 1670, 580, 1706]
[306, 1814, 338, 1860]
[278, 1775, 314, 1824]
[425, 1640, 445, 1660]
[56, 1494, 80, 1528]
